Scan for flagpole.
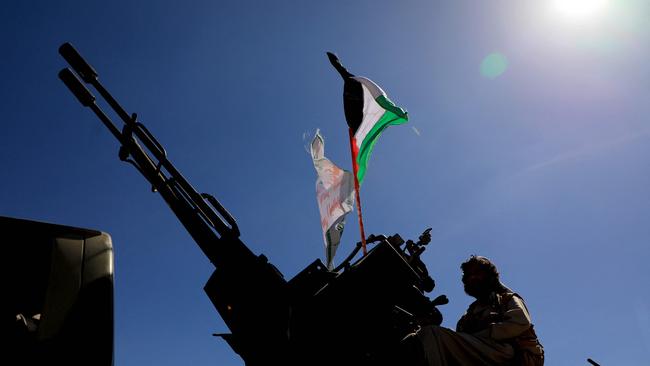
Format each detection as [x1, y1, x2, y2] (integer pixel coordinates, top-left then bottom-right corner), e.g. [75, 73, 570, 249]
[348, 128, 368, 255]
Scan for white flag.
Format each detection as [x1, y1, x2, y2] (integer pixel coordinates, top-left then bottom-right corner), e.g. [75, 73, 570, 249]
[311, 130, 355, 270]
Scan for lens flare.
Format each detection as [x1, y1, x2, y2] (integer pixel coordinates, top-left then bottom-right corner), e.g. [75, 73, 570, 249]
[480, 53, 508, 79]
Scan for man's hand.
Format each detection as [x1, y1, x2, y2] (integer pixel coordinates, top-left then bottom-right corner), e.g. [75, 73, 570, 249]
[416, 308, 443, 327]
[457, 311, 501, 334]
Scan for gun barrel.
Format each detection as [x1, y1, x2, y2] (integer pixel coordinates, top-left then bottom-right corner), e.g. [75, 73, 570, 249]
[59, 43, 98, 83]
[58, 68, 95, 107]
[58, 42, 249, 268]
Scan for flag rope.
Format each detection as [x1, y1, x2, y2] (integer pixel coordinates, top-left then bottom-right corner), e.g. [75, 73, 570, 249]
[348, 128, 368, 255]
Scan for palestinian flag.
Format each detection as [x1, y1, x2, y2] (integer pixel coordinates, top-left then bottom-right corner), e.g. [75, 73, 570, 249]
[327, 52, 408, 185]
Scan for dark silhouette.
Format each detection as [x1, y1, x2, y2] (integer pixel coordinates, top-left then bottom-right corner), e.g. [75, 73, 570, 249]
[409, 255, 544, 366]
[58, 42, 448, 366]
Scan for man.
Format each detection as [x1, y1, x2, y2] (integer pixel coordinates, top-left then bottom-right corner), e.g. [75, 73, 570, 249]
[412, 255, 544, 366]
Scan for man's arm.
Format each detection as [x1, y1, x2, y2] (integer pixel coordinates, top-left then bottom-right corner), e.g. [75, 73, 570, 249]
[489, 296, 532, 340]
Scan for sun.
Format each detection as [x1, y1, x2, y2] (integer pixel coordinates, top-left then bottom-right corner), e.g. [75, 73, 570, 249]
[552, 0, 609, 20]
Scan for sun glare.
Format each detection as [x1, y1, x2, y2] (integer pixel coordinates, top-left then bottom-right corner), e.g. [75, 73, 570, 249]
[552, 0, 609, 20]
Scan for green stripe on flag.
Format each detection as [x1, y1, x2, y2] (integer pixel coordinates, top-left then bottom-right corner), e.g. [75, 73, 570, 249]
[375, 95, 408, 120]
[356, 102, 408, 184]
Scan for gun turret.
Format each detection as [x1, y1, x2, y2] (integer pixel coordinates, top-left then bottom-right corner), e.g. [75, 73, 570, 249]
[59, 43, 446, 366]
[58, 43, 290, 364]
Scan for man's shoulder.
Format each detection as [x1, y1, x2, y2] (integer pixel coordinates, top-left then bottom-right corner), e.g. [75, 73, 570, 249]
[498, 291, 525, 306]
[500, 291, 518, 298]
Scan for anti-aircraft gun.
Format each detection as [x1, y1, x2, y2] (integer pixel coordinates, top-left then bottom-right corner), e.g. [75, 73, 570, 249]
[13, 43, 448, 366]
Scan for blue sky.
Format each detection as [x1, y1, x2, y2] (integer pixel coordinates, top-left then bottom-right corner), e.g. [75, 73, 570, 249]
[2, 1, 650, 365]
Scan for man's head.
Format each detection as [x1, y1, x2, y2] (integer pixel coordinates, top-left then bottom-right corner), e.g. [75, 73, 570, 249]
[461, 255, 500, 299]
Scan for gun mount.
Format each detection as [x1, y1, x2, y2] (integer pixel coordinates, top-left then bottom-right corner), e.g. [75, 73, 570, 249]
[57, 43, 447, 366]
